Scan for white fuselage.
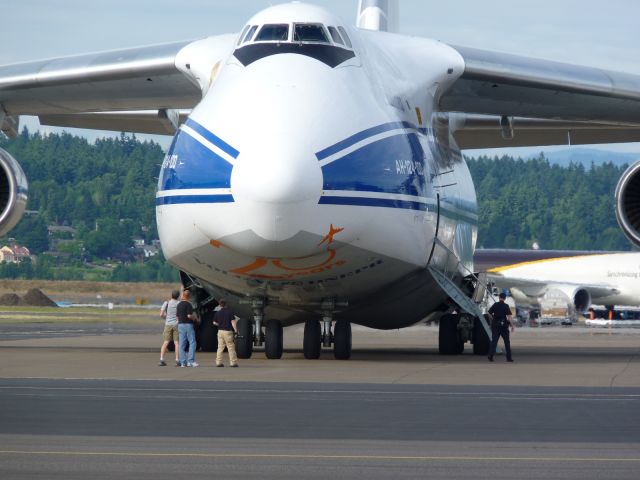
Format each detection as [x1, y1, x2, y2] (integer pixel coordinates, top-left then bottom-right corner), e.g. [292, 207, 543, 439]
[491, 252, 640, 308]
[155, 5, 477, 328]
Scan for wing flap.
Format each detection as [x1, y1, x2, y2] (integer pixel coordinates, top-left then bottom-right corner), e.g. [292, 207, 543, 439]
[442, 45, 640, 125]
[39, 110, 191, 135]
[449, 114, 640, 149]
[0, 41, 202, 115]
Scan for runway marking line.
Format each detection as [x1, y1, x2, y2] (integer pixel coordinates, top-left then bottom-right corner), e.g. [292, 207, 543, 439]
[0, 450, 638, 462]
[1, 385, 639, 400]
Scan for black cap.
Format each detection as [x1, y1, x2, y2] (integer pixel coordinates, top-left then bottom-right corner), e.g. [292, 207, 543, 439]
[498, 292, 507, 299]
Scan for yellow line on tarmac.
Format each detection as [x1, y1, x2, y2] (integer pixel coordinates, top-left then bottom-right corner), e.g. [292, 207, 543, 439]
[0, 450, 638, 462]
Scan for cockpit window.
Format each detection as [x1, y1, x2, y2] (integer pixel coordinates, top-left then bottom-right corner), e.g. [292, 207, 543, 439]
[241, 25, 258, 44]
[327, 26, 344, 46]
[293, 23, 329, 43]
[337, 26, 353, 48]
[237, 25, 250, 46]
[255, 24, 289, 41]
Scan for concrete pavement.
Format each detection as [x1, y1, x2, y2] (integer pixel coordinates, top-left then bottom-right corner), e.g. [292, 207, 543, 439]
[0, 324, 638, 387]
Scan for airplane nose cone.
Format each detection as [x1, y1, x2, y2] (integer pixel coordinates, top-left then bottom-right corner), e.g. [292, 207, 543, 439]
[232, 134, 322, 205]
[231, 130, 323, 242]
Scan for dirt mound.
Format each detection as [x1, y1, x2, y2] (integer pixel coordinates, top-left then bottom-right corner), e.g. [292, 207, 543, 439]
[0, 293, 22, 306]
[21, 288, 58, 307]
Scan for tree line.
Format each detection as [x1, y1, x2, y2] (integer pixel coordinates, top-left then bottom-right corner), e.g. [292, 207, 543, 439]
[0, 130, 635, 282]
[0, 129, 178, 282]
[466, 154, 633, 251]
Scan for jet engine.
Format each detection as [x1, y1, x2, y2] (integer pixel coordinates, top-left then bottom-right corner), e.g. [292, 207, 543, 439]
[541, 286, 591, 313]
[568, 287, 591, 312]
[0, 148, 28, 236]
[615, 160, 640, 247]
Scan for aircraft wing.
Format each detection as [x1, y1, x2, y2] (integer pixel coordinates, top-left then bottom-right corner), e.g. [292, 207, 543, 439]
[487, 273, 620, 300]
[0, 35, 236, 135]
[441, 45, 640, 148]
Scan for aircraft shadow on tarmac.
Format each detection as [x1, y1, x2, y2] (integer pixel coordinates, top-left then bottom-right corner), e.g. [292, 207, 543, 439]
[276, 346, 639, 364]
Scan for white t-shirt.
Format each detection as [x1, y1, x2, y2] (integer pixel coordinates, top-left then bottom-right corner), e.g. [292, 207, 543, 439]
[161, 299, 180, 326]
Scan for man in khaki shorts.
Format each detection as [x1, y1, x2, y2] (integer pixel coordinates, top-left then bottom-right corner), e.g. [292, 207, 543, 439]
[213, 299, 239, 367]
[159, 290, 181, 366]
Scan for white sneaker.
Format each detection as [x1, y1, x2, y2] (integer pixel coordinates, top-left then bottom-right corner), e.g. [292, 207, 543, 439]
[188, 362, 199, 367]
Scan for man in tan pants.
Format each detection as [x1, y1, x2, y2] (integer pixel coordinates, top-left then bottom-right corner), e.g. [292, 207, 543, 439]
[213, 299, 239, 367]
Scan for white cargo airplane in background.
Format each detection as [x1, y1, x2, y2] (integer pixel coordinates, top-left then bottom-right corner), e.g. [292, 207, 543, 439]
[474, 249, 640, 315]
[1, 0, 640, 359]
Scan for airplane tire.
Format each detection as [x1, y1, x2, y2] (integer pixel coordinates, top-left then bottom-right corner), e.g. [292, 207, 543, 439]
[438, 314, 460, 355]
[333, 320, 352, 360]
[472, 315, 490, 355]
[236, 318, 253, 359]
[303, 319, 321, 359]
[265, 319, 283, 359]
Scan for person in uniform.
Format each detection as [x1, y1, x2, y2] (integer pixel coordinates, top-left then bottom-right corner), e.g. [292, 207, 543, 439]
[158, 289, 181, 366]
[176, 289, 199, 367]
[487, 292, 515, 362]
[213, 299, 239, 367]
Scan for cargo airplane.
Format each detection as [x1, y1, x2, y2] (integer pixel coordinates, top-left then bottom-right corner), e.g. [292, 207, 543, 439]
[474, 250, 640, 315]
[1, 1, 640, 359]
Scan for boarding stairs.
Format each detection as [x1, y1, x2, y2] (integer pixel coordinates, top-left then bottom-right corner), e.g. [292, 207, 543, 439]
[427, 238, 494, 340]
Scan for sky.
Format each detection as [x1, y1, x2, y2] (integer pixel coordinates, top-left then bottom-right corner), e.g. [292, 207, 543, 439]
[3, 0, 640, 156]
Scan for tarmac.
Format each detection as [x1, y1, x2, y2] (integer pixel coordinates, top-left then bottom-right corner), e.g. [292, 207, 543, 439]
[0, 324, 638, 387]
[1, 323, 639, 479]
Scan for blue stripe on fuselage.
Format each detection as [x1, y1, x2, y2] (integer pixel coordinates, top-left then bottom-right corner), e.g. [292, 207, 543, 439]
[321, 132, 428, 197]
[155, 194, 234, 206]
[158, 129, 233, 191]
[319, 196, 433, 211]
[315, 121, 414, 161]
[184, 118, 240, 159]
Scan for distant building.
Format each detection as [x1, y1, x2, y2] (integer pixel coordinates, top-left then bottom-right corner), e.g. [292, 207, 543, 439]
[130, 238, 159, 259]
[47, 225, 77, 240]
[47, 225, 78, 251]
[0, 244, 32, 263]
[142, 245, 159, 258]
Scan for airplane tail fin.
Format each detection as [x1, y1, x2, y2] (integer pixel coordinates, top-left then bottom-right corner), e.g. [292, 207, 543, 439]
[357, 0, 399, 33]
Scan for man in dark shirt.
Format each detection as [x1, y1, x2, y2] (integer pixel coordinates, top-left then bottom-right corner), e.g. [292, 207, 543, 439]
[487, 292, 515, 362]
[213, 299, 238, 367]
[176, 289, 199, 367]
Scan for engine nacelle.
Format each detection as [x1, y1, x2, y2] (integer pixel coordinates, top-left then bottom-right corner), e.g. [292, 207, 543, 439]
[549, 285, 592, 313]
[615, 160, 640, 248]
[0, 148, 28, 236]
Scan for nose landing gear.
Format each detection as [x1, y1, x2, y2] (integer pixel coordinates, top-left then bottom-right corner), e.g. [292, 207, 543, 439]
[237, 297, 284, 359]
[237, 297, 351, 360]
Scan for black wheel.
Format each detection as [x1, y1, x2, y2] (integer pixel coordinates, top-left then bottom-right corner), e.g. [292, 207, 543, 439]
[236, 317, 253, 359]
[303, 319, 321, 359]
[197, 309, 218, 352]
[333, 320, 352, 360]
[438, 313, 461, 355]
[472, 315, 490, 355]
[265, 319, 283, 359]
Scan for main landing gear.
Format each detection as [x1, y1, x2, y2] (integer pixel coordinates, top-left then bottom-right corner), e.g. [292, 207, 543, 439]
[438, 313, 490, 356]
